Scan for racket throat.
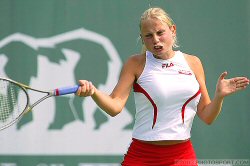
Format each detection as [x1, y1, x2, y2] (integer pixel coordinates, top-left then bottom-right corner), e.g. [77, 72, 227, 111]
[24, 106, 33, 114]
[25, 94, 53, 114]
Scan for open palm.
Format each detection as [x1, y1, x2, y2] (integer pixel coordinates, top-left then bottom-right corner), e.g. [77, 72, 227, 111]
[216, 72, 249, 97]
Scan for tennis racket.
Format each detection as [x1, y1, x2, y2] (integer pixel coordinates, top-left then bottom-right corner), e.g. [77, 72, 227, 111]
[0, 77, 79, 131]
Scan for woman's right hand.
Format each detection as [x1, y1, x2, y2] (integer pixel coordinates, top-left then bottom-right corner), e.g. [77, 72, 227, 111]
[76, 80, 96, 97]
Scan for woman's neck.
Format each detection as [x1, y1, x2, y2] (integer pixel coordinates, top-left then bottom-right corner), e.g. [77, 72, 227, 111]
[153, 50, 175, 60]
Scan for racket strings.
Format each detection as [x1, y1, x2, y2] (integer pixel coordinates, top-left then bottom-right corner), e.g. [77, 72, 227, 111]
[0, 81, 16, 122]
[0, 80, 27, 128]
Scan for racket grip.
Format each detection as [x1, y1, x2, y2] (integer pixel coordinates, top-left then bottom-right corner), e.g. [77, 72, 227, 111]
[54, 85, 79, 96]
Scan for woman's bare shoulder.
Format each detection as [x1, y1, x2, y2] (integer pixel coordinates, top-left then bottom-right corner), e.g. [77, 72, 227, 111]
[183, 53, 202, 66]
[127, 53, 145, 63]
[183, 53, 205, 80]
[124, 53, 146, 80]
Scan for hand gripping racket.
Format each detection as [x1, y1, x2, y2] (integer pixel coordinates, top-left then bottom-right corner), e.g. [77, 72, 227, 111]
[0, 77, 79, 131]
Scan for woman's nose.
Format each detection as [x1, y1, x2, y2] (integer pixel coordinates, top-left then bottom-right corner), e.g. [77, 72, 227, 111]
[152, 35, 159, 43]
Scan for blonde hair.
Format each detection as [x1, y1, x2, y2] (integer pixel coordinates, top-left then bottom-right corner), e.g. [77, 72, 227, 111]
[139, 7, 179, 53]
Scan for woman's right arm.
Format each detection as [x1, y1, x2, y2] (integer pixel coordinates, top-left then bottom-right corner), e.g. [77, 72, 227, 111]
[77, 55, 140, 117]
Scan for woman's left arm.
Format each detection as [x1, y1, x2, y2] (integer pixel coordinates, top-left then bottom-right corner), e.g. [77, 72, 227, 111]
[186, 55, 249, 125]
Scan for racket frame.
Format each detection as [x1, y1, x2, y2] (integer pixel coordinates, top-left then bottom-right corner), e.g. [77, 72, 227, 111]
[0, 77, 78, 131]
[0, 77, 54, 130]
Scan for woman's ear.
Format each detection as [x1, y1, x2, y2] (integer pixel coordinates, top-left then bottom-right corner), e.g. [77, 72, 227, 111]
[137, 35, 144, 45]
[171, 25, 177, 36]
[140, 34, 144, 44]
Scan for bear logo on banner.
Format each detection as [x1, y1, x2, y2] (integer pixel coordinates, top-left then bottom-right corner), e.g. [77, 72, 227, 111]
[0, 28, 133, 155]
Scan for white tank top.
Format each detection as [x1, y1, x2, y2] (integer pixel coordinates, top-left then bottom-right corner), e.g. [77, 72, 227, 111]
[132, 51, 201, 141]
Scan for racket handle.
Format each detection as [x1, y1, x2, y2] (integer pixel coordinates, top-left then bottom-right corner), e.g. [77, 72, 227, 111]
[54, 85, 79, 96]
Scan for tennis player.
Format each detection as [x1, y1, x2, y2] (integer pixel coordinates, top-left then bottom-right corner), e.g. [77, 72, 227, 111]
[76, 7, 249, 166]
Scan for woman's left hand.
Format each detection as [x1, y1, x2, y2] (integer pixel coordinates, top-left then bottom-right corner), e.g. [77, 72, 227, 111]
[215, 71, 249, 98]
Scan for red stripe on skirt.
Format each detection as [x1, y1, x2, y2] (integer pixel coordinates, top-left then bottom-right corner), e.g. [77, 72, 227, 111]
[122, 139, 197, 166]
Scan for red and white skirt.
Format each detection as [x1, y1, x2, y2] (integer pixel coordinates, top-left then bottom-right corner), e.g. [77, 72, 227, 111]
[121, 138, 197, 166]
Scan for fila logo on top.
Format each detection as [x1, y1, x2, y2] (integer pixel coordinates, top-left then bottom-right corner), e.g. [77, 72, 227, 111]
[162, 62, 174, 69]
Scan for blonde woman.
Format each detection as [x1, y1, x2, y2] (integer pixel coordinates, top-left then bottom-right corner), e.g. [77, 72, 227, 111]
[77, 7, 249, 165]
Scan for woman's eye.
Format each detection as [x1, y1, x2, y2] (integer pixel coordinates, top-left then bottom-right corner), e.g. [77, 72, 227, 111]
[157, 31, 164, 35]
[145, 34, 152, 38]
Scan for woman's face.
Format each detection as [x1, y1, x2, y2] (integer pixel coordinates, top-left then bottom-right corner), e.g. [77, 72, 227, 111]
[140, 18, 176, 58]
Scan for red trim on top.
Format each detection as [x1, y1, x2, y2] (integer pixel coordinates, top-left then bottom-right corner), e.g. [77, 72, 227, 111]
[181, 89, 201, 123]
[55, 89, 59, 96]
[133, 83, 158, 129]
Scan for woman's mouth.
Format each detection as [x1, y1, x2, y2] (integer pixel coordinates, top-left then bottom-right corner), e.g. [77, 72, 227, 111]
[154, 45, 163, 51]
